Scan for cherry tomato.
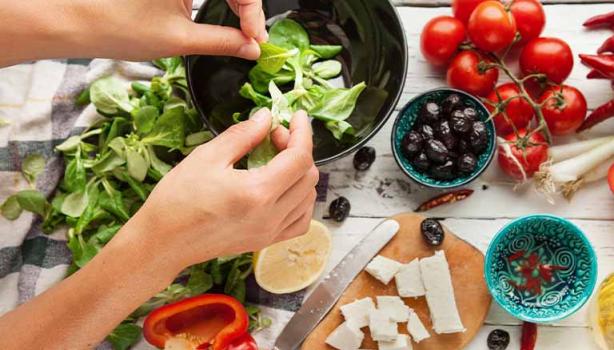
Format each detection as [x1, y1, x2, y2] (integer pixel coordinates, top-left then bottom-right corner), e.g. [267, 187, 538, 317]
[452, 0, 487, 24]
[520, 37, 574, 84]
[447, 50, 499, 97]
[420, 16, 467, 66]
[487, 83, 534, 135]
[468, 1, 517, 52]
[498, 129, 549, 180]
[539, 85, 587, 136]
[608, 163, 614, 194]
[510, 0, 546, 44]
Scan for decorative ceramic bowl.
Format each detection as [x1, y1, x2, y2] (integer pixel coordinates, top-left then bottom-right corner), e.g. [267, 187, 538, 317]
[391, 88, 496, 189]
[485, 214, 598, 323]
[186, 0, 408, 166]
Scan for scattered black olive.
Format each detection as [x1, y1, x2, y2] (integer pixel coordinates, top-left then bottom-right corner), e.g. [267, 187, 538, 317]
[401, 131, 424, 158]
[457, 153, 478, 174]
[419, 101, 441, 125]
[487, 329, 510, 350]
[425, 139, 449, 164]
[353, 147, 376, 171]
[329, 197, 351, 222]
[450, 111, 472, 134]
[430, 160, 455, 180]
[419, 124, 435, 140]
[442, 93, 462, 114]
[463, 107, 478, 120]
[482, 184, 489, 190]
[412, 152, 430, 172]
[421, 218, 445, 246]
[436, 120, 457, 150]
[469, 121, 489, 153]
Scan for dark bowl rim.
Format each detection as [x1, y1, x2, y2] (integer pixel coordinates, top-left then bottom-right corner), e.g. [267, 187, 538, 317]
[390, 87, 496, 189]
[483, 214, 598, 323]
[185, 0, 408, 166]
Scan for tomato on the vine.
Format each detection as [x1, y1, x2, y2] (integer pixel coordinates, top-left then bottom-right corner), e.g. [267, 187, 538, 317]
[520, 37, 574, 84]
[487, 83, 534, 135]
[447, 50, 499, 97]
[608, 164, 614, 194]
[468, 1, 517, 52]
[539, 85, 587, 136]
[498, 129, 549, 180]
[420, 16, 466, 66]
[452, 0, 486, 24]
[510, 0, 546, 44]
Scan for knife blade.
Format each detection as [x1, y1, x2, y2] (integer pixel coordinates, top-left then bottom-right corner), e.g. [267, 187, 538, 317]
[272, 219, 400, 350]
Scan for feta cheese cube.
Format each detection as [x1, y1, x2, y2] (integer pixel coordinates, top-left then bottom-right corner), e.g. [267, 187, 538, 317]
[325, 322, 364, 350]
[365, 255, 402, 285]
[377, 334, 412, 350]
[419, 251, 465, 334]
[395, 259, 426, 298]
[376, 296, 410, 322]
[406, 310, 430, 343]
[340, 297, 376, 328]
[369, 309, 398, 342]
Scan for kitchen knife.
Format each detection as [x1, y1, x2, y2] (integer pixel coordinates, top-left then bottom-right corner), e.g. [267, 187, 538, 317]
[272, 219, 400, 350]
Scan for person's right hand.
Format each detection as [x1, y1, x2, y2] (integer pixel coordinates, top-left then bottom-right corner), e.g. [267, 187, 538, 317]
[125, 108, 319, 274]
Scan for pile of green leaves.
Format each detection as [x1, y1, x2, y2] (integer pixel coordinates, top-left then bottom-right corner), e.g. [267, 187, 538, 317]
[234, 18, 366, 150]
[0, 58, 267, 349]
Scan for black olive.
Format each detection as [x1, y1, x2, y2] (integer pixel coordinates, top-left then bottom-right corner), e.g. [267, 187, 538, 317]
[419, 101, 441, 125]
[457, 139, 470, 153]
[442, 94, 463, 115]
[450, 111, 472, 134]
[421, 219, 445, 246]
[353, 147, 376, 171]
[329, 197, 351, 222]
[448, 150, 459, 160]
[457, 153, 478, 174]
[469, 121, 489, 153]
[401, 131, 424, 159]
[425, 139, 448, 164]
[429, 160, 455, 180]
[418, 124, 435, 140]
[412, 152, 430, 172]
[487, 329, 510, 350]
[463, 107, 478, 121]
[436, 120, 457, 150]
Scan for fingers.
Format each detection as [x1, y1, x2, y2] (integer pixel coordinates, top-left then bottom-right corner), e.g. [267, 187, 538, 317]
[276, 165, 319, 208]
[276, 208, 314, 243]
[204, 108, 272, 166]
[235, 0, 268, 42]
[183, 23, 261, 60]
[271, 125, 290, 151]
[279, 185, 317, 229]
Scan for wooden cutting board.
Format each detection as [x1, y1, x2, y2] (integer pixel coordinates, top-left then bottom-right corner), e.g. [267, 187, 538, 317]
[302, 212, 491, 350]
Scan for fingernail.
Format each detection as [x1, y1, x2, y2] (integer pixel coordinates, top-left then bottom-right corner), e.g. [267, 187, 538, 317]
[251, 108, 270, 123]
[237, 40, 260, 60]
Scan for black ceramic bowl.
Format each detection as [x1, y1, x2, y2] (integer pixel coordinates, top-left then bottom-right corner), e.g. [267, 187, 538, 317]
[186, 0, 407, 165]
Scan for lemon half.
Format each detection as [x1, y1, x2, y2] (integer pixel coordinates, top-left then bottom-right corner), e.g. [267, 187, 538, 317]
[254, 220, 332, 294]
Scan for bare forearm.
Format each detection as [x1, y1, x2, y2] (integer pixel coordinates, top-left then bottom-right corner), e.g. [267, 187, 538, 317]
[0, 216, 182, 349]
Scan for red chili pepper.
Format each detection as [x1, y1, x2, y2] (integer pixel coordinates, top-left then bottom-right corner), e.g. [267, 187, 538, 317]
[583, 11, 614, 28]
[598, 36, 614, 54]
[577, 98, 614, 132]
[579, 54, 614, 79]
[520, 322, 537, 350]
[587, 69, 608, 79]
[143, 294, 257, 350]
[415, 189, 474, 212]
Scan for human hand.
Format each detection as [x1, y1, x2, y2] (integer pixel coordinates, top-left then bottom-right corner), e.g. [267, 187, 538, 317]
[127, 108, 318, 273]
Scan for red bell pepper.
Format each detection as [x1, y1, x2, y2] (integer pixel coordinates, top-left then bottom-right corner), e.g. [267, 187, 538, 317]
[520, 322, 537, 350]
[143, 294, 257, 350]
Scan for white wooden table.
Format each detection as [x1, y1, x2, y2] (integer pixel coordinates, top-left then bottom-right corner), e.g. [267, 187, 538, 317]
[315, 1, 614, 349]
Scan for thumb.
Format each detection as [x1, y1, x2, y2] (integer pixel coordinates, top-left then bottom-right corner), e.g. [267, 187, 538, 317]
[209, 108, 273, 166]
[183, 22, 261, 60]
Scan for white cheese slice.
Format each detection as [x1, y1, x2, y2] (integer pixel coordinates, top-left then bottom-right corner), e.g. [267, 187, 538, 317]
[419, 251, 465, 334]
[368, 309, 398, 342]
[377, 334, 412, 350]
[340, 297, 376, 329]
[365, 255, 402, 285]
[325, 322, 364, 350]
[406, 310, 430, 342]
[395, 259, 426, 298]
[376, 296, 410, 322]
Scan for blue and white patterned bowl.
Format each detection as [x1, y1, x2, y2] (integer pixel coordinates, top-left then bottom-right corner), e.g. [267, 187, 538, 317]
[485, 215, 597, 323]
